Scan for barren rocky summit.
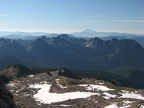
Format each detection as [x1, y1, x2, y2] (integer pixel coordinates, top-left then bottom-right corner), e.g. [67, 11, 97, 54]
[5, 71, 144, 108]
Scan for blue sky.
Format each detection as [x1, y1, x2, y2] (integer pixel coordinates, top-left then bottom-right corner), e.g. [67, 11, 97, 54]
[0, 0, 144, 34]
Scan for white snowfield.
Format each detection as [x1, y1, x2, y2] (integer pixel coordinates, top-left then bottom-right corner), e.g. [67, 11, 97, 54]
[29, 81, 144, 105]
[29, 84, 98, 104]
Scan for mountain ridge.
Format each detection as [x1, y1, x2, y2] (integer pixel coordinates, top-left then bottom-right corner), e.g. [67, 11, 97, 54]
[0, 35, 144, 70]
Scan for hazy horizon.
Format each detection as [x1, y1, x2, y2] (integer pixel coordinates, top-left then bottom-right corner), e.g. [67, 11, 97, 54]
[0, 29, 144, 36]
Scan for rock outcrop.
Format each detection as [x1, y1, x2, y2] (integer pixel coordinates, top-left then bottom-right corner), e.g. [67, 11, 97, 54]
[49, 68, 77, 79]
[0, 75, 17, 108]
[0, 64, 31, 80]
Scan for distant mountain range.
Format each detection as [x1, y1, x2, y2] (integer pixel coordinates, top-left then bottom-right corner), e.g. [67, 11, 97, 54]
[0, 31, 49, 36]
[0, 29, 144, 39]
[0, 34, 144, 70]
[1, 29, 144, 48]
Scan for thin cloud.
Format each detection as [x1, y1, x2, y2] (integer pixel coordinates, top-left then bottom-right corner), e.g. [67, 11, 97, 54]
[116, 20, 144, 23]
[86, 12, 113, 19]
[73, 12, 113, 24]
[72, 19, 98, 25]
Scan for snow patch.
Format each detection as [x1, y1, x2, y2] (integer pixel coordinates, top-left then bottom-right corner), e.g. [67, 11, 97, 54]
[7, 83, 16, 87]
[120, 90, 144, 100]
[99, 82, 104, 85]
[105, 102, 131, 108]
[105, 103, 118, 108]
[122, 100, 132, 105]
[85, 41, 93, 47]
[79, 84, 114, 91]
[140, 106, 144, 108]
[30, 83, 98, 104]
[60, 104, 71, 107]
[103, 92, 117, 99]
[121, 100, 132, 108]
[28, 75, 34, 78]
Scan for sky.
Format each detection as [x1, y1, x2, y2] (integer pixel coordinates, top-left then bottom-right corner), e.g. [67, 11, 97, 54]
[0, 0, 144, 34]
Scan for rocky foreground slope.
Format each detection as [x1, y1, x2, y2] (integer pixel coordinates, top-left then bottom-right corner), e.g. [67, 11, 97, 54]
[5, 71, 144, 108]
